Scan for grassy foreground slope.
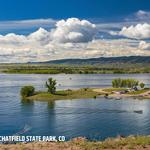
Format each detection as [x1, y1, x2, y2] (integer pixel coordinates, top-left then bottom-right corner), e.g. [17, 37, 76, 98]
[1, 136, 150, 150]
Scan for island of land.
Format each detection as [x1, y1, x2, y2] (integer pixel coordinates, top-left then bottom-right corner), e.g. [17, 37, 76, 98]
[26, 87, 150, 101]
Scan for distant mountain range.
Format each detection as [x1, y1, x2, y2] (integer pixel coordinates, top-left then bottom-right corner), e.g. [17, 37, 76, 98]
[33, 56, 150, 65]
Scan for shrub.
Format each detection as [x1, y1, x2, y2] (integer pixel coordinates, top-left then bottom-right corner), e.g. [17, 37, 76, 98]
[84, 88, 88, 91]
[140, 82, 145, 89]
[20, 86, 35, 97]
[105, 93, 109, 97]
[93, 95, 97, 99]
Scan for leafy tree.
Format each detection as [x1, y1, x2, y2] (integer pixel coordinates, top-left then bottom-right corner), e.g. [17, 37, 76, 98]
[45, 78, 57, 94]
[140, 82, 145, 89]
[20, 86, 35, 97]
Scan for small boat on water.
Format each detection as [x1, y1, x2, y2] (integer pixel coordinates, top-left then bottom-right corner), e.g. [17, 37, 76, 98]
[133, 110, 143, 114]
[115, 97, 122, 100]
[104, 96, 113, 100]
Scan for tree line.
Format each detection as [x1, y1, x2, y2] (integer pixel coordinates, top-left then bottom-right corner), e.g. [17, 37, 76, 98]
[112, 78, 145, 89]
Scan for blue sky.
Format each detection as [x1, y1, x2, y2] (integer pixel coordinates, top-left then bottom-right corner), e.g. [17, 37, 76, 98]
[0, 0, 150, 21]
[0, 0, 150, 62]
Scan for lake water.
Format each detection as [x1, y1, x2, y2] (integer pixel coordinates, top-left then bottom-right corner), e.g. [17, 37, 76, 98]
[0, 73, 150, 140]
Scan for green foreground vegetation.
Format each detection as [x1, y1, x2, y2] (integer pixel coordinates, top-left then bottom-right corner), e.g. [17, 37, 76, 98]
[69, 136, 150, 150]
[1, 136, 150, 150]
[1, 63, 150, 74]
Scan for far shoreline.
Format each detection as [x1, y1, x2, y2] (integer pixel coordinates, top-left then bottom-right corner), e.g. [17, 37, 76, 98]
[1, 62, 150, 74]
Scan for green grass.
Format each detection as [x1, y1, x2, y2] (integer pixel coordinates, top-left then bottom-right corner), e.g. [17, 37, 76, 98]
[3, 68, 150, 74]
[103, 88, 127, 93]
[28, 88, 101, 101]
[1, 68, 119, 74]
[128, 88, 150, 95]
[3, 69, 62, 74]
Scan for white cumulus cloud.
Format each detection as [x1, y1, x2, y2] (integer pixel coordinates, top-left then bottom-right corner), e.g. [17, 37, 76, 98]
[118, 23, 150, 39]
[50, 18, 97, 43]
[28, 27, 50, 45]
[135, 10, 150, 21]
[0, 18, 98, 62]
[139, 41, 150, 50]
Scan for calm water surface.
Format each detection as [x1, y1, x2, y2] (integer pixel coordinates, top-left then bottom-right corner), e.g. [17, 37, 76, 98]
[0, 73, 150, 140]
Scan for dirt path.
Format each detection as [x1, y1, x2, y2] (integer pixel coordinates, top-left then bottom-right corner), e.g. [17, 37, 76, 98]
[93, 88, 150, 99]
[92, 88, 108, 94]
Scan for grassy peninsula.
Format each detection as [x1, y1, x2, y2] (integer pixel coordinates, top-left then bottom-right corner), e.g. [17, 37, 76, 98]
[26, 87, 150, 101]
[21, 78, 150, 101]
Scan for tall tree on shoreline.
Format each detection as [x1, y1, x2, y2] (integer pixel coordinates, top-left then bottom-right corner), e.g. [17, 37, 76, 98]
[45, 78, 57, 94]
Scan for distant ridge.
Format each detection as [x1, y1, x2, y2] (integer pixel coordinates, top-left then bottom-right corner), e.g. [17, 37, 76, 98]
[32, 56, 150, 65]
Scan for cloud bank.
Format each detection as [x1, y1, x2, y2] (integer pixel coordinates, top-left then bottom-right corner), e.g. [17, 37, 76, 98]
[0, 15, 150, 63]
[0, 18, 98, 62]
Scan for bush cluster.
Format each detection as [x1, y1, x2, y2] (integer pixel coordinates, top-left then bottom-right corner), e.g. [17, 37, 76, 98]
[112, 78, 139, 88]
[20, 86, 35, 97]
